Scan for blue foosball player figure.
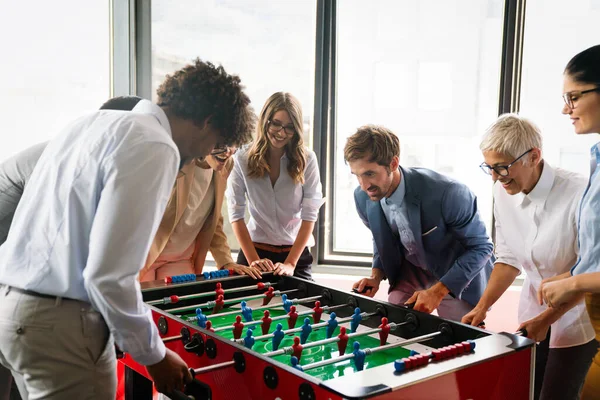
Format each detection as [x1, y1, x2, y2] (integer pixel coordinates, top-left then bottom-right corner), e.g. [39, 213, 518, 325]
[300, 317, 312, 344]
[326, 312, 338, 338]
[243, 327, 255, 350]
[290, 356, 303, 371]
[241, 301, 253, 322]
[272, 323, 285, 350]
[350, 307, 362, 333]
[352, 341, 366, 371]
[281, 293, 293, 313]
[195, 308, 207, 328]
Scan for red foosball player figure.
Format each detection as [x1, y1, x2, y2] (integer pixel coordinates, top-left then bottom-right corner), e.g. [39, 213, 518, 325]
[292, 336, 304, 361]
[337, 326, 349, 355]
[378, 317, 391, 346]
[215, 282, 225, 299]
[205, 320, 214, 332]
[233, 315, 244, 339]
[262, 286, 276, 305]
[212, 295, 225, 313]
[287, 305, 299, 329]
[312, 300, 324, 323]
[261, 310, 273, 335]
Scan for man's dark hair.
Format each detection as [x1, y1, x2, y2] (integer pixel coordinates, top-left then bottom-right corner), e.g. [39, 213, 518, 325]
[99, 96, 143, 111]
[565, 44, 600, 85]
[156, 58, 255, 147]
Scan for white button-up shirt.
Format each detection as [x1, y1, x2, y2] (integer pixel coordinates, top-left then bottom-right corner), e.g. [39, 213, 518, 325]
[226, 146, 324, 246]
[0, 142, 47, 244]
[494, 161, 595, 348]
[0, 100, 180, 365]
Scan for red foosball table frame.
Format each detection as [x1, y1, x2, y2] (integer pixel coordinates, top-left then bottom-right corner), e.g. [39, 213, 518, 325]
[119, 274, 535, 400]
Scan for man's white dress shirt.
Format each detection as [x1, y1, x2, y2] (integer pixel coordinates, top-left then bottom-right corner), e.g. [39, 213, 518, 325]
[494, 161, 595, 348]
[226, 146, 324, 246]
[0, 100, 180, 365]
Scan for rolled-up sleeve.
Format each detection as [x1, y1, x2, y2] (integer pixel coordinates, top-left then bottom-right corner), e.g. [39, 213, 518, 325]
[226, 153, 247, 223]
[493, 203, 521, 272]
[83, 140, 179, 366]
[300, 151, 325, 221]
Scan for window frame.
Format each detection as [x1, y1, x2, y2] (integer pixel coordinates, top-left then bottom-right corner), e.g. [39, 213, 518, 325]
[125, 0, 527, 269]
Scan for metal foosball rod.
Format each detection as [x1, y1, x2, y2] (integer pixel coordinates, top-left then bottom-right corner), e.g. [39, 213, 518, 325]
[264, 320, 411, 357]
[202, 294, 323, 320]
[300, 331, 443, 372]
[147, 280, 277, 306]
[234, 310, 379, 343]
[268, 304, 348, 324]
[168, 289, 300, 314]
[191, 360, 236, 374]
[211, 303, 348, 333]
[183, 293, 323, 322]
[162, 334, 184, 343]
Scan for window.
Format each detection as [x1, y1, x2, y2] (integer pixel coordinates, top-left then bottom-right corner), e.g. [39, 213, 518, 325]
[327, 0, 504, 260]
[151, 0, 317, 250]
[0, 0, 109, 162]
[519, 0, 600, 175]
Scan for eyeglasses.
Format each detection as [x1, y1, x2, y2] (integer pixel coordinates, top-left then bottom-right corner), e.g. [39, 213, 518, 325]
[562, 87, 600, 109]
[479, 149, 533, 177]
[210, 145, 237, 156]
[268, 120, 296, 136]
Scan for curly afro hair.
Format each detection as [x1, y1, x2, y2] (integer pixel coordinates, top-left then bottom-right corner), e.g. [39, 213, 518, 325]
[157, 58, 255, 147]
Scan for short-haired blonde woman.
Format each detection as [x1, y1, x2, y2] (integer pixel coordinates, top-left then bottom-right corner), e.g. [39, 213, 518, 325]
[463, 113, 597, 400]
[226, 92, 324, 280]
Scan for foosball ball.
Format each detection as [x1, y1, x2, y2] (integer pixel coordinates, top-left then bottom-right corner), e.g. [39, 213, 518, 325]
[119, 272, 534, 400]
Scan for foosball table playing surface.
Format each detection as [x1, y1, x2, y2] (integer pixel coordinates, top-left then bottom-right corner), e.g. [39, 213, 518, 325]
[119, 272, 535, 400]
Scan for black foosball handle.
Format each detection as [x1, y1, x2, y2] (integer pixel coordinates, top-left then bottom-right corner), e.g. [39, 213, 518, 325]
[352, 285, 374, 294]
[166, 372, 212, 400]
[516, 328, 528, 337]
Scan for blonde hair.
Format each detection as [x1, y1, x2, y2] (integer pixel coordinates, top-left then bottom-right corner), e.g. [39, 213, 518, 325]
[247, 92, 306, 184]
[344, 125, 400, 167]
[480, 113, 542, 165]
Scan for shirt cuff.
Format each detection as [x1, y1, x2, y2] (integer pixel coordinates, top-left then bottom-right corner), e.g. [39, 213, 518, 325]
[133, 335, 167, 366]
[495, 256, 521, 273]
[300, 197, 326, 221]
[227, 204, 246, 222]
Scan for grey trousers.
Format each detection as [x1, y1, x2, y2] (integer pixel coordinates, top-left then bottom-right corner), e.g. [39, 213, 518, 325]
[0, 285, 116, 400]
[387, 260, 474, 322]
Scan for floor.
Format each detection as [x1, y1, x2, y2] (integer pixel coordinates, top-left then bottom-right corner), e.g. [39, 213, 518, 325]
[313, 272, 522, 334]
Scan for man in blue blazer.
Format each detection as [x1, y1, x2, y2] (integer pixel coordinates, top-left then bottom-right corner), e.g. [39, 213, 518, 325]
[347, 125, 494, 321]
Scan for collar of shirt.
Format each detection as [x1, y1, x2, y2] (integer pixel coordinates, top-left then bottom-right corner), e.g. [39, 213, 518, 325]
[381, 168, 406, 210]
[131, 99, 173, 138]
[515, 160, 554, 209]
[132, 100, 180, 177]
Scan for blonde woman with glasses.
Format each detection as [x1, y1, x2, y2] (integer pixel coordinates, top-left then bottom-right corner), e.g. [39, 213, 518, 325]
[226, 92, 324, 280]
[539, 44, 600, 399]
[463, 113, 597, 400]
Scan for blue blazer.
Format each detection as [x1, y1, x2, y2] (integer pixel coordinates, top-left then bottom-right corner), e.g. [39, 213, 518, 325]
[354, 167, 494, 307]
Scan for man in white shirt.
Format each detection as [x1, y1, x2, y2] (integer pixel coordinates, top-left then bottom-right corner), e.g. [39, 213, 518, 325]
[0, 95, 143, 400]
[0, 59, 255, 399]
[462, 114, 598, 400]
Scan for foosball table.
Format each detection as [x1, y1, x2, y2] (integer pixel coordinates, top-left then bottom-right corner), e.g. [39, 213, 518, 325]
[119, 272, 534, 400]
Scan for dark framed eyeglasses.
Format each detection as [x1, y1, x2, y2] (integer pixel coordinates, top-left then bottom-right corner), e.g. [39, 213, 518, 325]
[210, 145, 237, 156]
[562, 87, 600, 109]
[479, 149, 533, 177]
[268, 119, 296, 136]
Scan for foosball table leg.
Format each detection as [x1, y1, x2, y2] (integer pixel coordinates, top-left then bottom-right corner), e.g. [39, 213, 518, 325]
[125, 365, 153, 399]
